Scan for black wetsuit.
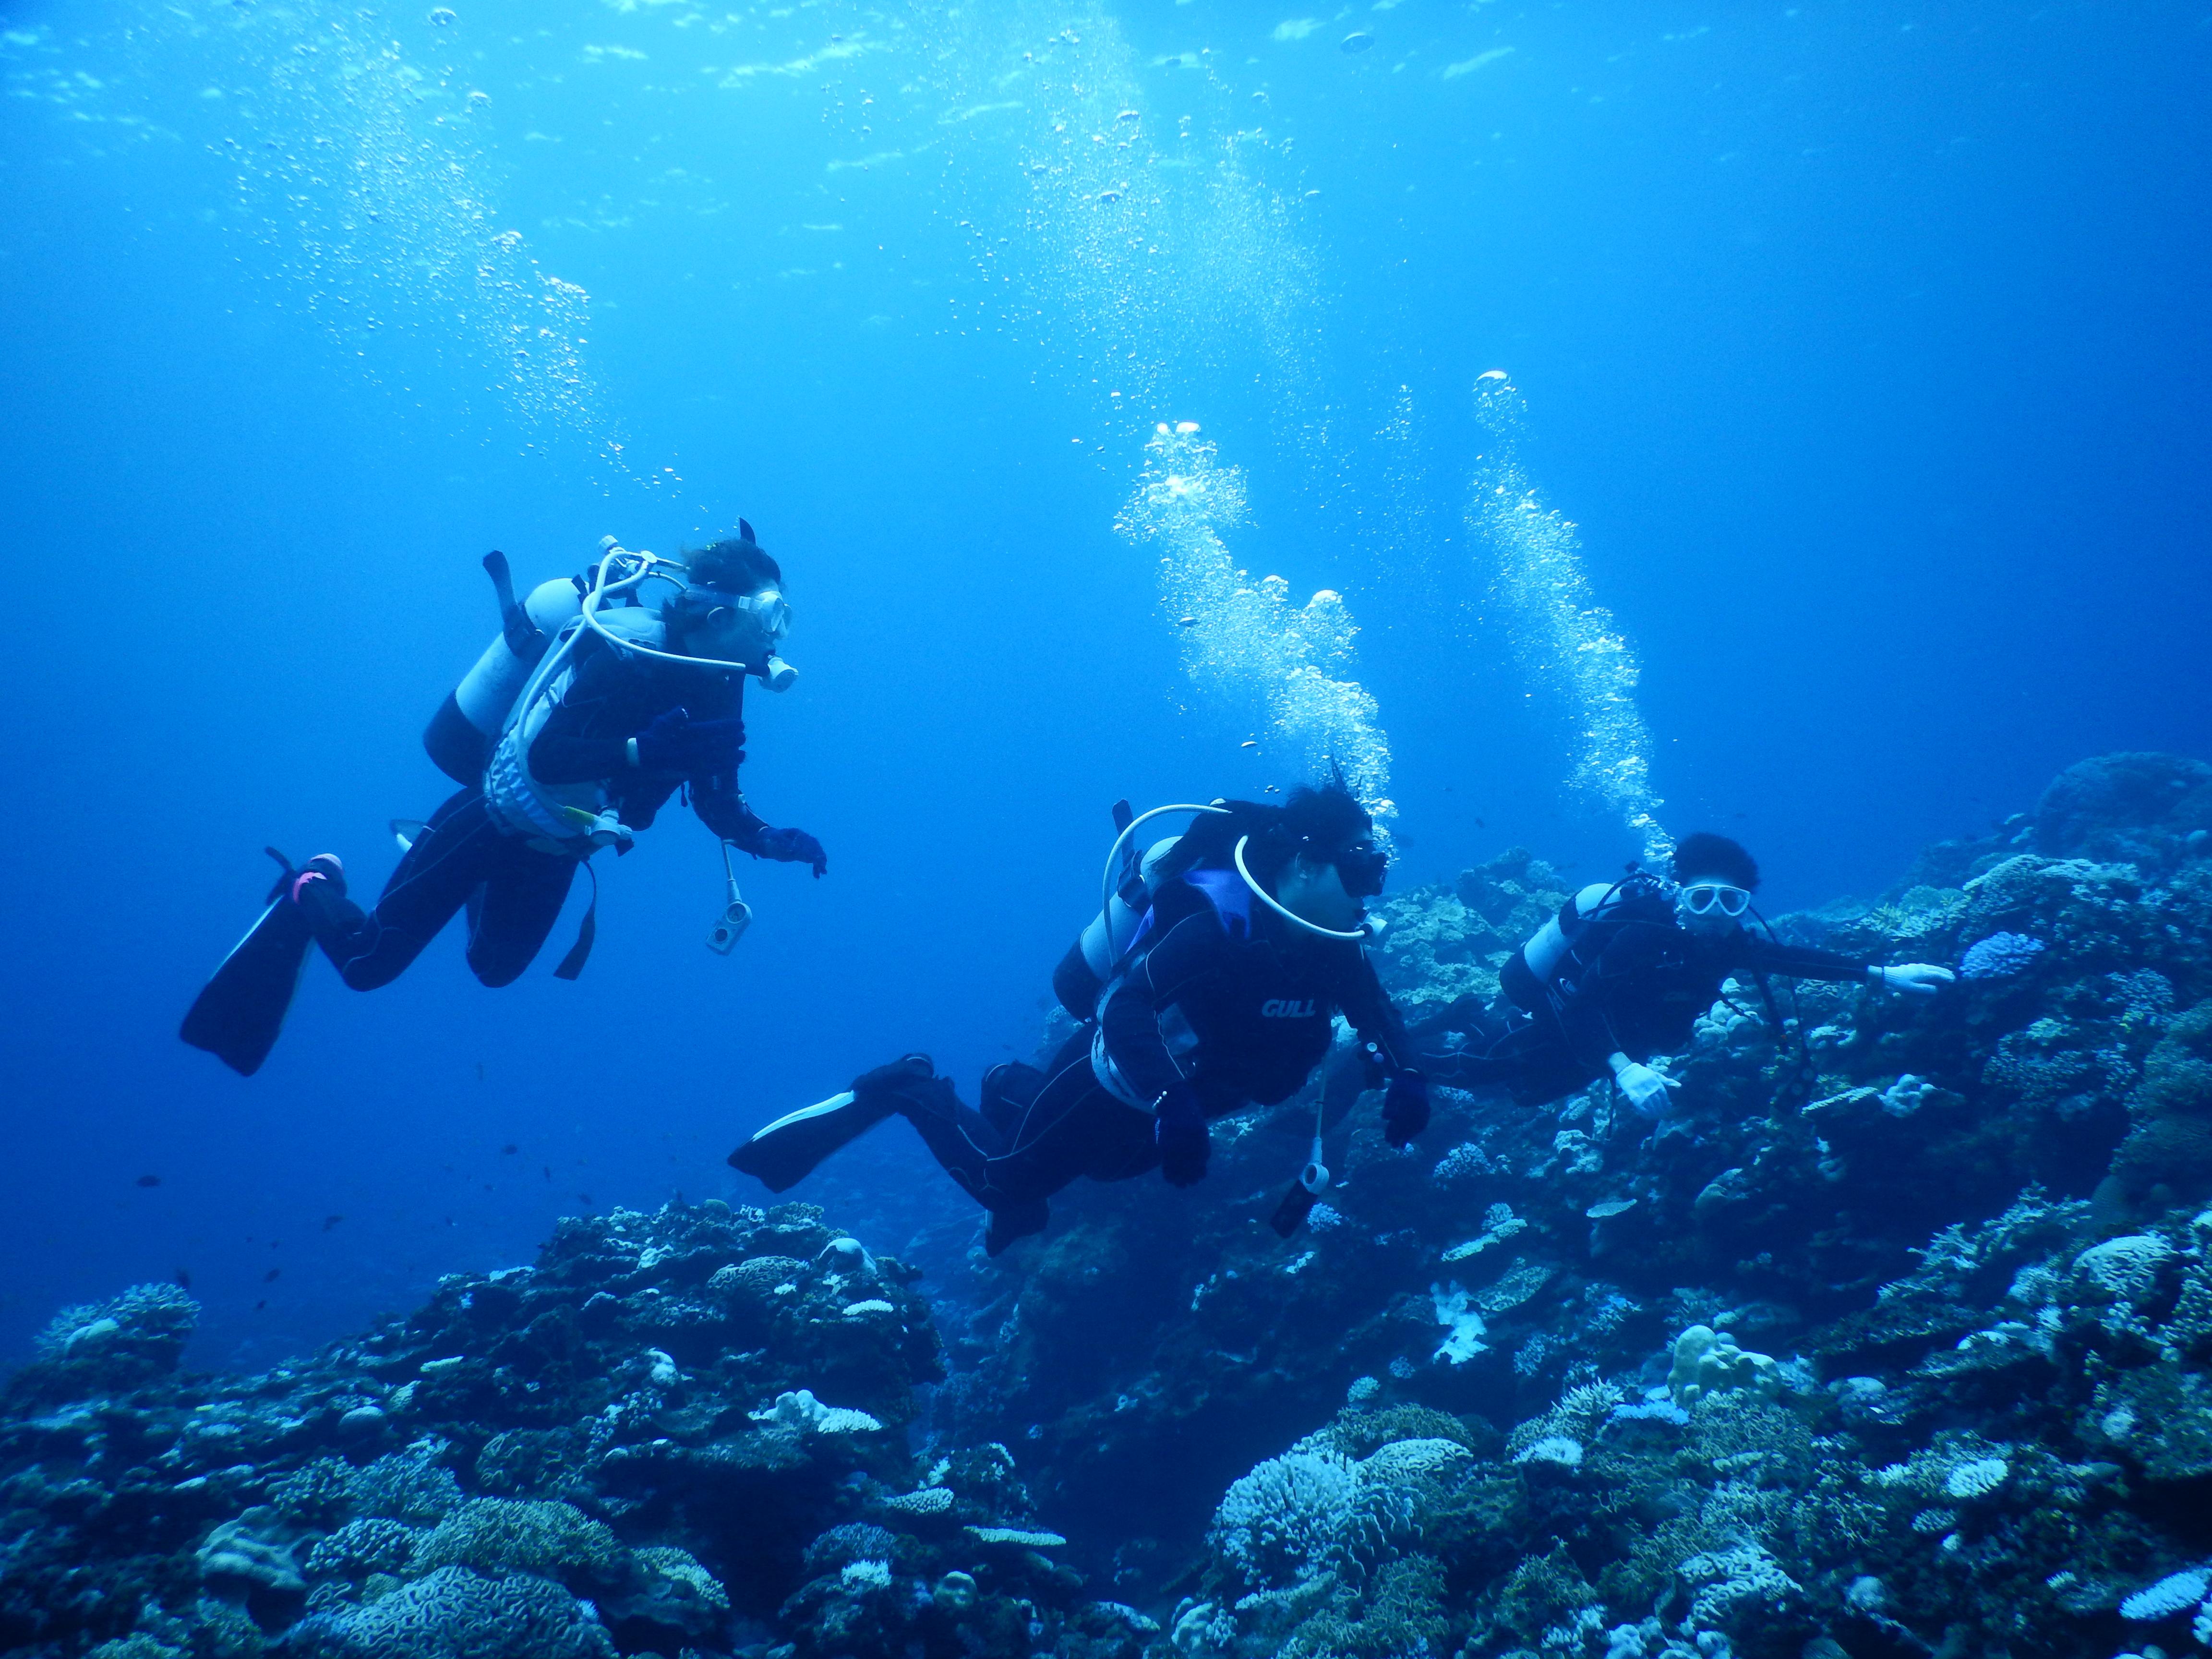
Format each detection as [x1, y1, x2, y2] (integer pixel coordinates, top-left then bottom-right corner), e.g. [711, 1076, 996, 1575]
[890, 867, 1409, 1238]
[311, 637, 777, 989]
[1419, 888, 1870, 1105]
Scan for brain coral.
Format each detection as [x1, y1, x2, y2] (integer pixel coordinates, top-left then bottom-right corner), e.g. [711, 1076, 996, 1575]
[288, 1565, 615, 1659]
[1358, 1438, 1474, 1485]
[412, 1498, 620, 1582]
[1208, 1449, 1357, 1588]
[2075, 1236, 2175, 1303]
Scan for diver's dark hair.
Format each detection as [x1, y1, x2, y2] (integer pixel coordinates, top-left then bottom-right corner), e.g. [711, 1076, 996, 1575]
[1163, 783, 1374, 890]
[687, 536, 781, 595]
[1671, 831, 1759, 891]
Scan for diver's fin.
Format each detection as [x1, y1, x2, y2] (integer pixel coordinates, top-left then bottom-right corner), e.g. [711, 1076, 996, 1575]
[180, 853, 314, 1077]
[727, 1090, 894, 1192]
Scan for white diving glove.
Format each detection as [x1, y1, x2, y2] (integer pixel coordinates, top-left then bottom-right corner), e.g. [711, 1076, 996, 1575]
[1874, 963, 1955, 998]
[1610, 1055, 1681, 1117]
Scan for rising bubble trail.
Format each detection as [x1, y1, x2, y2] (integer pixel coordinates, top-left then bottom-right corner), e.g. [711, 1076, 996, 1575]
[1119, 423, 1394, 824]
[1467, 374, 1669, 858]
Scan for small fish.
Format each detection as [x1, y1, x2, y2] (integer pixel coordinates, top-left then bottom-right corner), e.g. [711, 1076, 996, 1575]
[264, 1267, 281, 1283]
[1178, 615, 1199, 627]
[175, 1268, 192, 1290]
[1116, 108, 1139, 122]
[1341, 31, 1374, 54]
[476, 1062, 485, 1082]
[135, 1174, 162, 1189]
[322, 1214, 345, 1231]
[1241, 739, 1259, 749]
[501, 1142, 518, 1154]
[254, 1300, 267, 1312]
[1475, 817, 1487, 829]
[1096, 188, 1121, 203]
[542, 1166, 553, 1182]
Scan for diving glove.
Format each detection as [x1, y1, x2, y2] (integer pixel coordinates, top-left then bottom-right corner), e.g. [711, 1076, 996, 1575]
[754, 825, 829, 878]
[1154, 1081, 1210, 1188]
[630, 708, 746, 779]
[1611, 1057, 1680, 1118]
[1382, 1069, 1430, 1147]
[1874, 963, 1955, 998]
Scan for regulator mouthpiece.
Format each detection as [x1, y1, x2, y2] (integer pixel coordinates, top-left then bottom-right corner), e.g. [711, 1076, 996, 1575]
[757, 655, 798, 693]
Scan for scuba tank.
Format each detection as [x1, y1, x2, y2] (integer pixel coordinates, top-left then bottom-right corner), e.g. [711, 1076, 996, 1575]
[424, 533, 799, 787]
[424, 551, 588, 786]
[1516, 870, 1673, 1006]
[1052, 801, 1224, 1020]
[1052, 796, 1386, 1020]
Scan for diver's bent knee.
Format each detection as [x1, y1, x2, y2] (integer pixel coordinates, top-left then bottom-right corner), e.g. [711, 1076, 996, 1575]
[337, 963, 404, 993]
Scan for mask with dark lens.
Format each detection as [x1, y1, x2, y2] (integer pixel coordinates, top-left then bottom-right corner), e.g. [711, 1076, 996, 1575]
[1680, 882, 1751, 918]
[1328, 837, 1389, 900]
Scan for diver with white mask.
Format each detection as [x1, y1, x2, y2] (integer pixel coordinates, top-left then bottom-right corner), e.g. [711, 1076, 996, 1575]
[182, 529, 826, 1076]
[1405, 831, 1954, 1115]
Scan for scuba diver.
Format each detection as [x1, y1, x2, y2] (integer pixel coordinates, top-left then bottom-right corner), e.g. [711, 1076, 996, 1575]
[182, 530, 825, 1076]
[727, 784, 1429, 1253]
[1406, 831, 1953, 1114]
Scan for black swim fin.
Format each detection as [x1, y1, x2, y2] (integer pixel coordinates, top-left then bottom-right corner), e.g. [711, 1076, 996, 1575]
[727, 1088, 896, 1192]
[180, 850, 314, 1077]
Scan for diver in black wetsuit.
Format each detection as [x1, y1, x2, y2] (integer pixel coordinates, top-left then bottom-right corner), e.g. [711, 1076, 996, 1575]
[301, 540, 823, 994]
[181, 535, 826, 1076]
[1410, 831, 1953, 1114]
[728, 786, 1428, 1253]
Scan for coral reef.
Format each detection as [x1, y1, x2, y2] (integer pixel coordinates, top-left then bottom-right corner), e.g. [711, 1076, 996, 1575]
[0, 1202, 1141, 1658]
[15, 750, 2212, 1659]
[913, 752, 2212, 1657]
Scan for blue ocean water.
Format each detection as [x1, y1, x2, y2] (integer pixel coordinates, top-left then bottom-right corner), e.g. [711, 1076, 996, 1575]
[1, 0, 2207, 1377]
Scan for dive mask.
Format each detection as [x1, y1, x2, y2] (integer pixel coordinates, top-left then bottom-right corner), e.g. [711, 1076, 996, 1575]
[1326, 836, 1389, 900]
[685, 585, 791, 639]
[1679, 882, 1751, 918]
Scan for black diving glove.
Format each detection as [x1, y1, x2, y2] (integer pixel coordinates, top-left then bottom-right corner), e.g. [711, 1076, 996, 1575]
[753, 826, 828, 878]
[631, 708, 746, 779]
[1154, 1081, 1210, 1188]
[1382, 1069, 1430, 1148]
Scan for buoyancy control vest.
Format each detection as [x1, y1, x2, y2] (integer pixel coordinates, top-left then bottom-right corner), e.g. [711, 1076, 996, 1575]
[481, 605, 673, 849]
